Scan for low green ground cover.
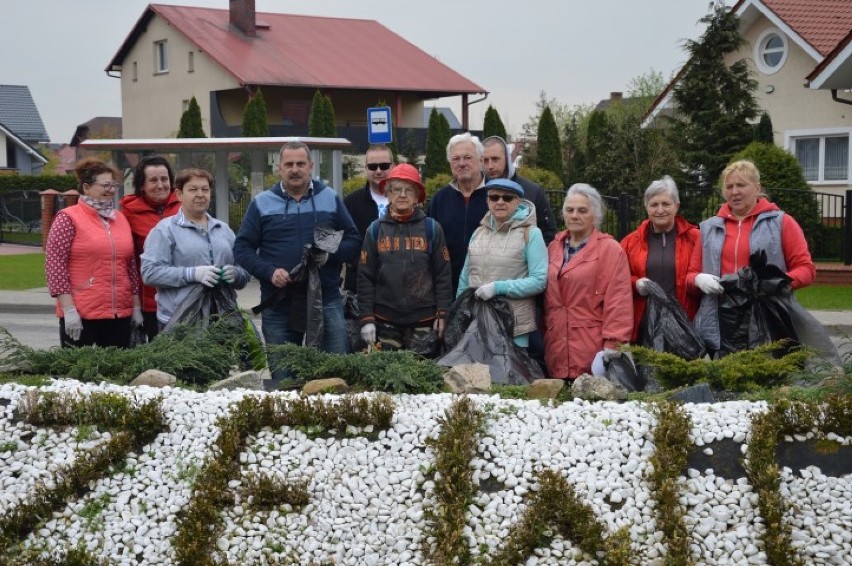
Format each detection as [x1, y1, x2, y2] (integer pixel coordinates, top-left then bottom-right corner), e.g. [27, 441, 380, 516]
[0, 253, 44, 289]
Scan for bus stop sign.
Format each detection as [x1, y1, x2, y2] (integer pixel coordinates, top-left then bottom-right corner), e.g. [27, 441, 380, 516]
[367, 107, 392, 144]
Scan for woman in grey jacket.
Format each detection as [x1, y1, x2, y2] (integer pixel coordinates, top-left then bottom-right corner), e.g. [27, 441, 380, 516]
[141, 168, 249, 328]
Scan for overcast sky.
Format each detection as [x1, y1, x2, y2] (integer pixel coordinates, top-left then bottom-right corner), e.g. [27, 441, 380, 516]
[3, 1, 727, 144]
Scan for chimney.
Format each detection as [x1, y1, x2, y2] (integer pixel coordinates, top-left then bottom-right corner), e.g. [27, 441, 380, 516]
[610, 92, 623, 103]
[230, 0, 257, 37]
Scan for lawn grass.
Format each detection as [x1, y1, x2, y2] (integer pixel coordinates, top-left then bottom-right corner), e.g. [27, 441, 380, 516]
[0, 253, 45, 290]
[795, 285, 852, 311]
[0, 251, 849, 310]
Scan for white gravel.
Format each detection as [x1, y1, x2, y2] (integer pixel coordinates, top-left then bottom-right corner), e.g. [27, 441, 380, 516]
[0, 380, 849, 565]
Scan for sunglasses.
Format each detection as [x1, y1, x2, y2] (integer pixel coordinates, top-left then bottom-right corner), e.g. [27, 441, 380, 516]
[488, 194, 518, 203]
[366, 162, 392, 171]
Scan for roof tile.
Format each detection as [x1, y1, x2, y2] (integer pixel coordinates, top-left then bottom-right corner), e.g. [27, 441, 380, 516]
[0, 85, 49, 142]
[763, 0, 852, 56]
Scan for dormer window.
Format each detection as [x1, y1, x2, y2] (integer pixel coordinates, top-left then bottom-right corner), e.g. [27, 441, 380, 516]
[754, 28, 787, 75]
[155, 40, 169, 74]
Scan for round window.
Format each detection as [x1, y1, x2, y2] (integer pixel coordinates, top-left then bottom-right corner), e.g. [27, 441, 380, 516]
[755, 29, 788, 75]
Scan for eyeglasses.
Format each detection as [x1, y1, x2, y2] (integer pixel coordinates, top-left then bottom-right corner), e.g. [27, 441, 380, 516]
[366, 162, 392, 171]
[488, 194, 518, 203]
[389, 186, 417, 196]
[90, 182, 121, 190]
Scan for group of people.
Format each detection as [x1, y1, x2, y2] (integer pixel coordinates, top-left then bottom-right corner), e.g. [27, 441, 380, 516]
[47, 137, 815, 382]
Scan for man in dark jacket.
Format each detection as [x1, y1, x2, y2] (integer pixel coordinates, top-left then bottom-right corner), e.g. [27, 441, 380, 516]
[234, 142, 361, 357]
[428, 133, 489, 295]
[342, 144, 394, 292]
[482, 135, 556, 245]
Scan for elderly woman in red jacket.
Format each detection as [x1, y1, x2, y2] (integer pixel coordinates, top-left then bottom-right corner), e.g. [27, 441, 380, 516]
[544, 183, 633, 379]
[620, 175, 701, 342]
[46, 158, 142, 348]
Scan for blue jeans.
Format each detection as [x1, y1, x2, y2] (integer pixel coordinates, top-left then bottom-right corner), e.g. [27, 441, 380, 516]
[261, 299, 349, 354]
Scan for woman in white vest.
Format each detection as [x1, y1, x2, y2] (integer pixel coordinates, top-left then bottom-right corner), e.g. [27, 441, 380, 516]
[456, 178, 548, 348]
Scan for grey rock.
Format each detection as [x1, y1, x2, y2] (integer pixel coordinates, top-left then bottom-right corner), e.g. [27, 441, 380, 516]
[443, 364, 492, 394]
[669, 383, 716, 404]
[209, 370, 265, 391]
[570, 374, 628, 401]
[527, 379, 565, 399]
[302, 378, 349, 396]
[129, 369, 176, 388]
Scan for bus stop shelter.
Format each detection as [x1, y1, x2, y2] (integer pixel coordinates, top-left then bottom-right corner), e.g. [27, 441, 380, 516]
[77, 137, 351, 226]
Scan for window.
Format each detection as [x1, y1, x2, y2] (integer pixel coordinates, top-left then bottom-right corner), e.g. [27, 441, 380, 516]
[132, 61, 138, 82]
[154, 40, 168, 73]
[182, 99, 190, 113]
[790, 132, 851, 183]
[754, 28, 787, 75]
[188, 51, 194, 73]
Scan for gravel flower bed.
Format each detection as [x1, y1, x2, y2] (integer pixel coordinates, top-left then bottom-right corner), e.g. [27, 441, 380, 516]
[0, 379, 850, 565]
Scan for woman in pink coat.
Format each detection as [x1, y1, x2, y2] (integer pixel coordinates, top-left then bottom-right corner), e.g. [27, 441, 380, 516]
[544, 184, 633, 379]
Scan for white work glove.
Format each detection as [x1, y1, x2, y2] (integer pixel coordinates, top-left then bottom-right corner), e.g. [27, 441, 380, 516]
[474, 282, 497, 301]
[132, 307, 144, 327]
[635, 278, 651, 297]
[591, 350, 607, 377]
[695, 273, 724, 295]
[63, 306, 83, 341]
[219, 265, 237, 284]
[360, 323, 376, 343]
[194, 265, 221, 287]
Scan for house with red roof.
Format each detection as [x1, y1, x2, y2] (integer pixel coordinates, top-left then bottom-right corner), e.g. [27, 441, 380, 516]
[106, 1, 485, 152]
[645, 0, 852, 196]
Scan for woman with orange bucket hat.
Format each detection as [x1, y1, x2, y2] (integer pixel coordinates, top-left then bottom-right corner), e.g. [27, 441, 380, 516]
[357, 164, 452, 353]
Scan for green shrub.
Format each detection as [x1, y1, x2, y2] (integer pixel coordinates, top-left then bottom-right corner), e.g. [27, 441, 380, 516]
[0, 175, 76, 193]
[424, 173, 452, 200]
[731, 142, 822, 252]
[343, 176, 365, 195]
[516, 166, 563, 190]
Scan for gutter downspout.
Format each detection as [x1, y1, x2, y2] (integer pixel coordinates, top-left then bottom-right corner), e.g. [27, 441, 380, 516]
[831, 89, 852, 106]
[461, 92, 489, 131]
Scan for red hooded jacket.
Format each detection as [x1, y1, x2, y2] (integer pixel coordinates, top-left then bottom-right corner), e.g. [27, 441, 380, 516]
[120, 191, 181, 312]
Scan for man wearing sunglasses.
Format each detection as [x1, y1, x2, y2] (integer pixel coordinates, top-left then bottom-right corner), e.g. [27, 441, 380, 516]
[342, 144, 394, 292]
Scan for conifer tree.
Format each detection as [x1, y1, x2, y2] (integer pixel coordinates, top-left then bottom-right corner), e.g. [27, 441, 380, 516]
[753, 111, 774, 144]
[241, 89, 269, 137]
[322, 95, 337, 137]
[482, 105, 508, 140]
[536, 106, 563, 180]
[424, 108, 451, 179]
[308, 90, 325, 137]
[669, 2, 758, 187]
[177, 96, 205, 138]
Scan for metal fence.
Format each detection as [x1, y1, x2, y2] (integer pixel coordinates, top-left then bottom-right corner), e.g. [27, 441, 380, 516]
[4, 187, 852, 264]
[545, 188, 851, 263]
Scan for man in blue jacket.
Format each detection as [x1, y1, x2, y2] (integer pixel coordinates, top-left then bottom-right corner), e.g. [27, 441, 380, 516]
[234, 142, 361, 357]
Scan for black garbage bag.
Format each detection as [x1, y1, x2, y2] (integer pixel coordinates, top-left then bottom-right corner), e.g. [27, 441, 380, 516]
[163, 284, 265, 370]
[251, 226, 343, 348]
[129, 324, 147, 348]
[717, 250, 798, 357]
[409, 330, 444, 359]
[341, 289, 366, 352]
[438, 290, 544, 385]
[638, 280, 705, 360]
[163, 284, 243, 332]
[602, 350, 645, 392]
